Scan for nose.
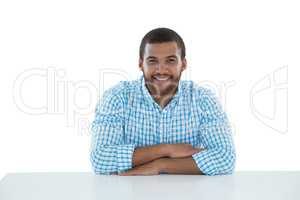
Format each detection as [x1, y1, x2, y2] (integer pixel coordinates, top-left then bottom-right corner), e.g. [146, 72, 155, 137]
[156, 62, 167, 74]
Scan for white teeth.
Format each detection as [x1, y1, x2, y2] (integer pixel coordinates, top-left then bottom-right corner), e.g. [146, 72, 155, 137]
[154, 75, 170, 81]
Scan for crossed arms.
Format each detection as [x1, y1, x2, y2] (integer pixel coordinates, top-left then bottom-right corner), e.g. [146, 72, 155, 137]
[90, 87, 236, 176]
[119, 144, 204, 175]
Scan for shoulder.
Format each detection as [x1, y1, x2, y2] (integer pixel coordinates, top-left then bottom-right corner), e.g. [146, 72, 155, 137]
[180, 80, 221, 110]
[100, 78, 140, 107]
[180, 80, 215, 100]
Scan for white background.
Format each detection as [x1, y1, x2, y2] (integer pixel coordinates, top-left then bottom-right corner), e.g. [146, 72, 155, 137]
[0, 0, 299, 180]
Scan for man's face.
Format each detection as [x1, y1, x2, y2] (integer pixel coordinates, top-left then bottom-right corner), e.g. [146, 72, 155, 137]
[139, 42, 187, 97]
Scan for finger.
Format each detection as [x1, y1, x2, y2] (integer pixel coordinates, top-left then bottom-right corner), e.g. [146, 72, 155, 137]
[119, 170, 140, 176]
[119, 171, 132, 176]
[119, 172, 134, 176]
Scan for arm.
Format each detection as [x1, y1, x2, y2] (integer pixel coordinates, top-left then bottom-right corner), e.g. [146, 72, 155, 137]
[132, 143, 201, 166]
[132, 144, 169, 166]
[120, 146, 204, 176]
[159, 157, 203, 175]
[120, 157, 204, 176]
[90, 86, 136, 175]
[191, 89, 236, 176]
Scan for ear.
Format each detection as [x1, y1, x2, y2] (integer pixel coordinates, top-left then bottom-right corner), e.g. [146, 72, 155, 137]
[181, 58, 187, 72]
[139, 58, 143, 70]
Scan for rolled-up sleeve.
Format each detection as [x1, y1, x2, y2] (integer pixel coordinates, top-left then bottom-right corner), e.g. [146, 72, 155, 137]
[192, 89, 236, 176]
[90, 86, 136, 175]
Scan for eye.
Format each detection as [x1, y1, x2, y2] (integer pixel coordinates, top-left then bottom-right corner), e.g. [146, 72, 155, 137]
[167, 58, 177, 64]
[147, 59, 158, 64]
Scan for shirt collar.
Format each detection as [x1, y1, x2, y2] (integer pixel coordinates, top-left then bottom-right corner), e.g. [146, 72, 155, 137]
[140, 76, 183, 111]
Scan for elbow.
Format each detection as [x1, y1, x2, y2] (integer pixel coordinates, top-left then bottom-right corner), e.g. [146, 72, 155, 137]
[216, 149, 236, 176]
[90, 150, 116, 175]
[203, 149, 236, 176]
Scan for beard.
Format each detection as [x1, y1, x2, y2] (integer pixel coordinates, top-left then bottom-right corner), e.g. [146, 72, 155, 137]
[144, 73, 181, 100]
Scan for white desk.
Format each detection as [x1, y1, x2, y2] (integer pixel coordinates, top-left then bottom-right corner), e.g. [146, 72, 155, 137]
[0, 172, 299, 200]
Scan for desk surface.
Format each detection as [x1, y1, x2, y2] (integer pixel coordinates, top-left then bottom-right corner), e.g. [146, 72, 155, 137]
[0, 171, 299, 200]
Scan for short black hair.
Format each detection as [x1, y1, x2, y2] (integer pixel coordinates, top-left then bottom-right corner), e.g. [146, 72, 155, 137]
[139, 27, 186, 59]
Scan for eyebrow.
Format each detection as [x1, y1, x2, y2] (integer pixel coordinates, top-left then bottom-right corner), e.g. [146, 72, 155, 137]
[166, 55, 177, 59]
[146, 55, 177, 60]
[146, 56, 157, 60]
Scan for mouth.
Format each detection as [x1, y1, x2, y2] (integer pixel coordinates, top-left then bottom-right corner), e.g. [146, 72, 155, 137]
[153, 75, 171, 81]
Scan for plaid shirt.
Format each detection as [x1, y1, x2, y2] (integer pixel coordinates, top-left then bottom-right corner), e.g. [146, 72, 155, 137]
[90, 76, 236, 175]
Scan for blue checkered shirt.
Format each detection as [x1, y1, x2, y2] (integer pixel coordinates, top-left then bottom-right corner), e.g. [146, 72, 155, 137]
[90, 76, 236, 175]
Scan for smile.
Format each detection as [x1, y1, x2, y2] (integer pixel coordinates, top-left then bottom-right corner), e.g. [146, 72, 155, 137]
[153, 75, 171, 81]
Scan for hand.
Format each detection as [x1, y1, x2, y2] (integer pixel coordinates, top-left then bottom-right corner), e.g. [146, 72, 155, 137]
[119, 159, 162, 176]
[166, 144, 204, 158]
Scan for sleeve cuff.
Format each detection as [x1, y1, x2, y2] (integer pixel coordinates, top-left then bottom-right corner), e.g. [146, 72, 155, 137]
[116, 144, 136, 173]
[192, 150, 218, 176]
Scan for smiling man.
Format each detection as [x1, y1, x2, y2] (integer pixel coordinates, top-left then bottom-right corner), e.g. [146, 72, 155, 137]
[90, 28, 236, 176]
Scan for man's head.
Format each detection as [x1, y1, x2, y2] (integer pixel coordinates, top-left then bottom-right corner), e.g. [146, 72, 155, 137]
[139, 28, 187, 99]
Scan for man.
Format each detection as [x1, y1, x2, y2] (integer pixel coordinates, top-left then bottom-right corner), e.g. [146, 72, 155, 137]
[90, 28, 236, 176]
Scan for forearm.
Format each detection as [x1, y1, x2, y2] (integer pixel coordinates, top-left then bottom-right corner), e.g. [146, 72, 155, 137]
[158, 157, 203, 175]
[132, 144, 169, 166]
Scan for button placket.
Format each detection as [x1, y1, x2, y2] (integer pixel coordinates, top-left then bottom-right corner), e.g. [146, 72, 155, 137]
[160, 110, 169, 143]
[159, 112, 164, 142]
